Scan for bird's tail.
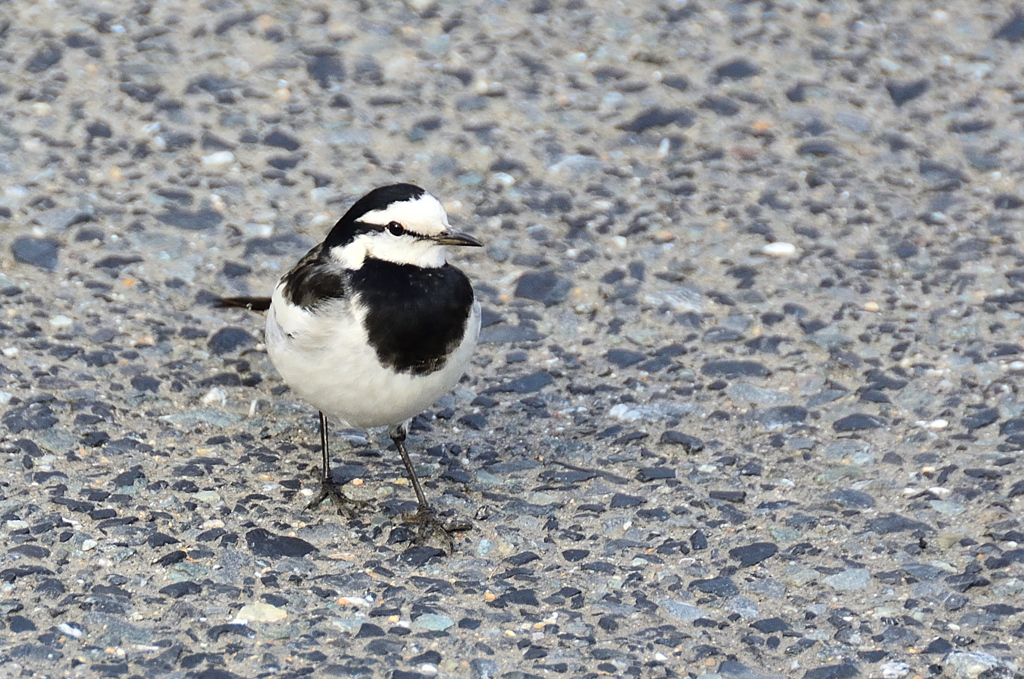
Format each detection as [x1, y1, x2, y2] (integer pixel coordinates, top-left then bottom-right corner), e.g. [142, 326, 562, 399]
[215, 296, 271, 311]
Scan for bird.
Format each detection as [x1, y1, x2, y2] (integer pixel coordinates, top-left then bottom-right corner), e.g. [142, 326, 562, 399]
[217, 183, 482, 546]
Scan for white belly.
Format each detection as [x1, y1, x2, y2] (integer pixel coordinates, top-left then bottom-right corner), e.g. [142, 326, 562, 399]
[264, 288, 480, 429]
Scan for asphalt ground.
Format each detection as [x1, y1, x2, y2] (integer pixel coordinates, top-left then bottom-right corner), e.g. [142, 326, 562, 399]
[1, 3, 1024, 678]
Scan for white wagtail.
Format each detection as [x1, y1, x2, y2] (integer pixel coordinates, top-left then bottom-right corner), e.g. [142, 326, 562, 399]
[218, 183, 482, 545]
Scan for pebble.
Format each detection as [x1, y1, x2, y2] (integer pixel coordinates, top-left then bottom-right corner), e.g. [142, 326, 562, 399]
[486, 371, 553, 394]
[943, 651, 1020, 679]
[762, 242, 796, 257]
[237, 603, 287, 623]
[245, 529, 317, 559]
[832, 413, 885, 432]
[411, 614, 454, 632]
[729, 542, 778, 568]
[208, 327, 257, 355]
[725, 383, 792, 407]
[660, 430, 705, 452]
[824, 568, 870, 591]
[802, 664, 859, 679]
[201, 387, 228, 406]
[12, 237, 60, 271]
[470, 659, 500, 679]
[718, 663, 784, 679]
[55, 622, 82, 639]
[156, 207, 224, 230]
[202, 150, 236, 168]
[608, 403, 642, 422]
[605, 348, 646, 367]
[194, 490, 221, 505]
[514, 271, 571, 306]
[48, 315, 73, 328]
[701, 360, 770, 377]
[824, 488, 876, 509]
[658, 600, 707, 622]
[726, 595, 759, 619]
[880, 662, 911, 678]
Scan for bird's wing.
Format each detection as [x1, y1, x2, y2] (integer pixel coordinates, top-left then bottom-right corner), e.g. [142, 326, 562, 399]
[215, 296, 272, 311]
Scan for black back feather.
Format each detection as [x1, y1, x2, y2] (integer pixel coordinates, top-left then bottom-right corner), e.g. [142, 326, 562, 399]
[280, 243, 348, 310]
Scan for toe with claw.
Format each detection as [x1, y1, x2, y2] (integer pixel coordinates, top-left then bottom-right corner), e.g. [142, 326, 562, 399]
[305, 470, 368, 514]
[404, 503, 471, 550]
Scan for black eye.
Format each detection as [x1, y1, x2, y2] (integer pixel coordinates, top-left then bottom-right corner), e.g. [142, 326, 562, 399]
[386, 221, 404, 236]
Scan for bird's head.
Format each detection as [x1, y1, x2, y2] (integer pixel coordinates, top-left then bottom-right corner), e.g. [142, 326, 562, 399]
[324, 183, 482, 268]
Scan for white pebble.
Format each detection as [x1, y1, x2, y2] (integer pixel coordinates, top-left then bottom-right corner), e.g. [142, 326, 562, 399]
[81, 539, 98, 551]
[763, 242, 796, 257]
[201, 387, 228, 406]
[49, 314, 73, 328]
[880, 661, 910, 678]
[194, 491, 221, 505]
[2, 346, 18, 358]
[492, 172, 515, 187]
[609, 403, 642, 422]
[202, 151, 235, 169]
[57, 623, 83, 639]
[243, 223, 274, 238]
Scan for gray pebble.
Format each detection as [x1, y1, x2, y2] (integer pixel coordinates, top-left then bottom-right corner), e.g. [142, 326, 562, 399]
[658, 599, 707, 622]
[514, 270, 571, 306]
[823, 568, 870, 591]
[12, 237, 60, 271]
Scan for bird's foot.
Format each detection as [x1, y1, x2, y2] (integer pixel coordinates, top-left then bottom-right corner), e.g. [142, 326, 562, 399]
[403, 504, 472, 551]
[305, 472, 368, 515]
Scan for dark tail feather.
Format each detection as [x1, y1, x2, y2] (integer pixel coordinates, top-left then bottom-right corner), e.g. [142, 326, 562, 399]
[215, 296, 272, 312]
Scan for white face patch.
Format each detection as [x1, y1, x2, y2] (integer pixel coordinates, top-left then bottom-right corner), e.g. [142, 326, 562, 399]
[330, 191, 453, 268]
[357, 193, 450, 237]
[356, 232, 448, 268]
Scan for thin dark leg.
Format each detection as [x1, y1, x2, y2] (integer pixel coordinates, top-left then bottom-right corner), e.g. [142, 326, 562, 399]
[319, 411, 330, 484]
[390, 423, 471, 548]
[305, 411, 366, 513]
[391, 423, 430, 509]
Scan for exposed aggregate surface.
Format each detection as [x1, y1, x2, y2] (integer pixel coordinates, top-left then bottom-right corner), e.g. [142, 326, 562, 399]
[1, 2, 1024, 678]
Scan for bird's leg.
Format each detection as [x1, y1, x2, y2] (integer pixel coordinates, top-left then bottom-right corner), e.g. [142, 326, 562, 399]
[306, 411, 366, 513]
[390, 422, 471, 547]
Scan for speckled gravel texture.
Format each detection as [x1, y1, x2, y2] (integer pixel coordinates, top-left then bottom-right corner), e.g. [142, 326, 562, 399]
[1, 2, 1024, 679]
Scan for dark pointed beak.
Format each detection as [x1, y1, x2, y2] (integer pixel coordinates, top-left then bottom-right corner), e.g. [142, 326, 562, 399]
[432, 229, 483, 247]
